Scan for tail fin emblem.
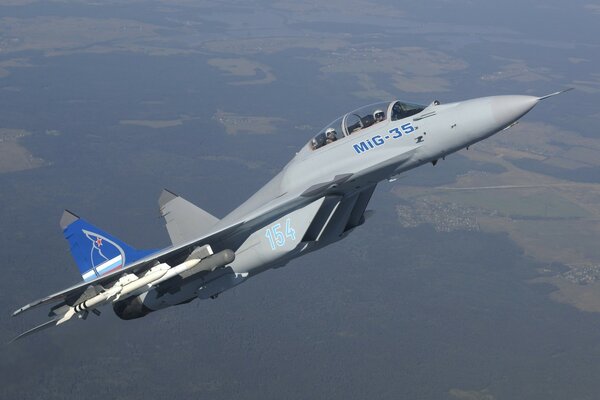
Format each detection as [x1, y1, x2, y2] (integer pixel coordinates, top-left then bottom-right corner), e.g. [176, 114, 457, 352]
[81, 229, 126, 280]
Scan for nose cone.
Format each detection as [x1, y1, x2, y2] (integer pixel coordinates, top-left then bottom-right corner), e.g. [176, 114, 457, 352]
[491, 95, 539, 127]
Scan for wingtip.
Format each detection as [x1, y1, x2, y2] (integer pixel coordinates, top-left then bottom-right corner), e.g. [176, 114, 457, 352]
[59, 209, 80, 230]
[13, 302, 32, 317]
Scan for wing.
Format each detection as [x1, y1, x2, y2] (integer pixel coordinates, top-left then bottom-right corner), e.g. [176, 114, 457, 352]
[13, 184, 318, 319]
[12, 220, 243, 317]
[12, 175, 377, 341]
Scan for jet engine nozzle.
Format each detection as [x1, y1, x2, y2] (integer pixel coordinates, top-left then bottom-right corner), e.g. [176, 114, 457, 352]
[113, 295, 152, 320]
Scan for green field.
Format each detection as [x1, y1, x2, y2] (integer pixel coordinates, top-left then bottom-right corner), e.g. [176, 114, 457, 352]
[437, 189, 590, 219]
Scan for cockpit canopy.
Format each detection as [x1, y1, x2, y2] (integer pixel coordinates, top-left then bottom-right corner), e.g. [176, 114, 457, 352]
[308, 100, 425, 151]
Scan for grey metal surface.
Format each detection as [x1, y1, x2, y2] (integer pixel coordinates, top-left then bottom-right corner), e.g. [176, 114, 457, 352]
[159, 189, 220, 245]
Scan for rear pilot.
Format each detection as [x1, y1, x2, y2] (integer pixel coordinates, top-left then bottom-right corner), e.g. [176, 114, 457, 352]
[325, 128, 337, 144]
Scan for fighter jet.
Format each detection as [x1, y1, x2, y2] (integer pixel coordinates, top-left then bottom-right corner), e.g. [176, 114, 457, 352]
[12, 89, 571, 340]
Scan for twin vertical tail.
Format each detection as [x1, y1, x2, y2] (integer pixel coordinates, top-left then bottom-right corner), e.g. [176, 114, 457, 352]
[60, 210, 154, 282]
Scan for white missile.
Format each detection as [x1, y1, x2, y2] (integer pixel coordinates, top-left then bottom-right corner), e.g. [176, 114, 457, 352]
[61, 245, 216, 323]
[112, 264, 171, 301]
[148, 244, 215, 285]
[149, 258, 202, 286]
[72, 265, 170, 314]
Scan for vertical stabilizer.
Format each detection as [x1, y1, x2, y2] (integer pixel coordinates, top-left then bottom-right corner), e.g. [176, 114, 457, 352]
[60, 210, 155, 281]
[159, 189, 220, 245]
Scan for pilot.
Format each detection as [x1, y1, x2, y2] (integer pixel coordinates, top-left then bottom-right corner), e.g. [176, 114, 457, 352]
[374, 109, 385, 122]
[311, 137, 319, 150]
[325, 128, 337, 144]
[391, 102, 405, 120]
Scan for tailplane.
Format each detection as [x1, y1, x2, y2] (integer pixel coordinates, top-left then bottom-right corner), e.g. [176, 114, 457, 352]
[60, 210, 155, 281]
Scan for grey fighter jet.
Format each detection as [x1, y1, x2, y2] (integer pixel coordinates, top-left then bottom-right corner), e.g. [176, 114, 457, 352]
[12, 89, 571, 340]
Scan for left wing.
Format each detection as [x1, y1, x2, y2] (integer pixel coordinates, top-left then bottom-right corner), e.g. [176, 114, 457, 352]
[12, 173, 377, 340]
[11, 184, 316, 341]
[11, 218, 244, 341]
[12, 220, 243, 318]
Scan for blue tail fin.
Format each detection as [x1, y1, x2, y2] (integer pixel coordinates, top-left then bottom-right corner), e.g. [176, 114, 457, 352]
[60, 210, 155, 282]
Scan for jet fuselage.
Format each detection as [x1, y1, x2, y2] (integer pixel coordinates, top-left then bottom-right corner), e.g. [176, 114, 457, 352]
[131, 94, 545, 315]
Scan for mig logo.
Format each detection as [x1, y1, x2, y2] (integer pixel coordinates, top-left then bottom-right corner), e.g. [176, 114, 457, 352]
[353, 122, 416, 155]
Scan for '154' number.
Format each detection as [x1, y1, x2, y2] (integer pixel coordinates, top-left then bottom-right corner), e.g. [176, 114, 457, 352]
[265, 218, 296, 250]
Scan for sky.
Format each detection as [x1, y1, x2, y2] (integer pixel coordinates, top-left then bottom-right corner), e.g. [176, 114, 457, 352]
[1, 1, 599, 399]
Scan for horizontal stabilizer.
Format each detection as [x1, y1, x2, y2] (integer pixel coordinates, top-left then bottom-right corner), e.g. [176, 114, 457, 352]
[159, 189, 220, 245]
[11, 318, 60, 342]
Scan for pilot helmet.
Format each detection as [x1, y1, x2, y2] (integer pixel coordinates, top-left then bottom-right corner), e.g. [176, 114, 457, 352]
[374, 109, 385, 121]
[325, 127, 337, 138]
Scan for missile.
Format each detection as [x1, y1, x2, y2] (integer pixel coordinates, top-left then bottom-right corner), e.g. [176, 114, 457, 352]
[66, 245, 234, 322]
[151, 248, 235, 285]
[112, 264, 171, 301]
[150, 258, 203, 285]
[73, 265, 170, 313]
[150, 244, 214, 285]
[178, 249, 235, 279]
